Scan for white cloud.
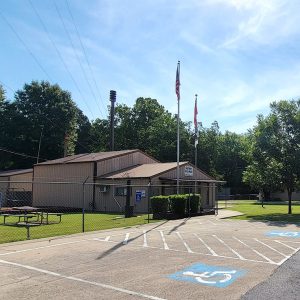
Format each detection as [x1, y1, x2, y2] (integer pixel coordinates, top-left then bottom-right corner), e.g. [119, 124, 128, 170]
[213, 0, 298, 49]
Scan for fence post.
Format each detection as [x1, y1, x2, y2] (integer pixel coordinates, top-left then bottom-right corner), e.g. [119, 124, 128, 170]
[188, 186, 191, 217]
[148, 180, 152, 223]
[82, 177, 89, 233]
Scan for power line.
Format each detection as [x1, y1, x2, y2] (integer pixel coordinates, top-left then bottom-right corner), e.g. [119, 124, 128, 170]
[0, 11, 53, 82]
[65, 0, 106, 112]
[28, 0, 96, 120]
[53, 0, 105, 118]
[0, 80, 15, 94]
[0, 82, 94, 154]
[0, 147, 47, 161]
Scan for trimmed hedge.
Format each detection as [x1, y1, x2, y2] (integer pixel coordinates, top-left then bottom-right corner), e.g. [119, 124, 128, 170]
[169, 195, 186, 216]
[151, 195, 169, 217]
[188, 194, 201, 213]
[151, 193, 202, 219]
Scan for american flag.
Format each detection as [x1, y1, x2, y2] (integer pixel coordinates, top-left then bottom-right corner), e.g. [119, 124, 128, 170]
[175, 62, 180, 101]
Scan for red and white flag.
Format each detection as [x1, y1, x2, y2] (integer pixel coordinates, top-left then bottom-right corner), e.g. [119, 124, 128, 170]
[175, 62, 180, 101]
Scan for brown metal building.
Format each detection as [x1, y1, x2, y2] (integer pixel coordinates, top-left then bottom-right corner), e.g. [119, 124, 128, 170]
[32, 149, 218, 212]
[0, 169, 33, 207]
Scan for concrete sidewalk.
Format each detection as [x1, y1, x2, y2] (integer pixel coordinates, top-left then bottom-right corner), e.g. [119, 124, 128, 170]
[216, 209, 244, 219]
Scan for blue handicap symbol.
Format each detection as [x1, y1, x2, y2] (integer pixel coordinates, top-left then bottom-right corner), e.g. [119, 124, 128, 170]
[135, 191, 142, 202]
[168, 263, 246, 288]
[266, 231, 300, 238]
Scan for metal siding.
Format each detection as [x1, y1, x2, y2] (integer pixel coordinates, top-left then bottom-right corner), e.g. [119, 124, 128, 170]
[162, 164, 212, 180]
[0, 177, 9, 207]
[97, 152, 157, 177]
[95, 179, 150, 213]
[10, 173, 33, 191]
[33, 163, 93, 209]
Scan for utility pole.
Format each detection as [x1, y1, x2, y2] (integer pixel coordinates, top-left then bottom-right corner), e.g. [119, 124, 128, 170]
[110, 90, 116, 151]
[37, 126, 43, 164]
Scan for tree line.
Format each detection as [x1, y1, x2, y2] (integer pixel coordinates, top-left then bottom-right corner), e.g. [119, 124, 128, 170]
[1, 81, 299, 213]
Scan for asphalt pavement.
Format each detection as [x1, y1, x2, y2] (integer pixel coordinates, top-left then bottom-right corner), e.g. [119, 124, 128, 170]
[242, 249, 300, 300]
[0, 210, 300, 299]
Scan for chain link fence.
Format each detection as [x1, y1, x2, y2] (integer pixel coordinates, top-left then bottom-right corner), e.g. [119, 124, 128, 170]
[0, 180, 216, 243]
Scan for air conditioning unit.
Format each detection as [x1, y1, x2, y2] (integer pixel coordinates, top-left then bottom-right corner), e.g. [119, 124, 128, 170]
[99, 185, 109, 193]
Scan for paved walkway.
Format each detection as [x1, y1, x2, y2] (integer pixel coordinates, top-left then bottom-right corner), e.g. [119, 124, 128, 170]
[216, 209, 244, 219]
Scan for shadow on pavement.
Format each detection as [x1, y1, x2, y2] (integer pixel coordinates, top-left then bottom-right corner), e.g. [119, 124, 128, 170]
[96, 219, 170, 260]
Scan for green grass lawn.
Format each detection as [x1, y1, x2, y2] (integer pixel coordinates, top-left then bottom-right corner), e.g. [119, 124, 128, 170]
[0, 213, 158, 244]
[229, 201, 300, 223]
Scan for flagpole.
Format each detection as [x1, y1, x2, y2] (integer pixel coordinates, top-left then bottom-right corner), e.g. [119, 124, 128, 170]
[194, 94, 198, 194]
[176, 61, 180, 194]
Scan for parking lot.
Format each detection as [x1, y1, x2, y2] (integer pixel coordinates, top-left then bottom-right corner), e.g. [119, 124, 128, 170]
[0, 211, 299, 299]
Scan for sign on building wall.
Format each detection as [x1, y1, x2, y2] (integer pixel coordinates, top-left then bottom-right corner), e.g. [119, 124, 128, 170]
[184, 166, 193, 177]
[136, 190, 146, 197]
[135, 191, 142, 202]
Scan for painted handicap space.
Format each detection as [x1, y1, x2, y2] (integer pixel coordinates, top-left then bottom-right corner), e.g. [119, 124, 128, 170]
[168, 263, 246, 288]
[266, 231, 300, 238]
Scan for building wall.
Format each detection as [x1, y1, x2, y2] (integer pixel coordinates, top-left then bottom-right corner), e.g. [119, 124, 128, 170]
[10, 172, 33, 191]
[158, 164, 216, 209]
[97, 151, 157, 177]
[161, 163, 213, 181]
[0, 173, 33, 207]
[33, 163, 94, 209]
[95, 178, 151, 213]
[271, 190, 300, 201]
[0, 177, 9, 207]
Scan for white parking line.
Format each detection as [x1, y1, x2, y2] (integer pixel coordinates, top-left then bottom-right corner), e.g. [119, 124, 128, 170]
[233, 236, 276, 264]
[104, 236, 111, 242]
[176, 232, 193, 253]
[94, 236, 278, 265]
[254, 238, 288, 257]
[213, 235, 245, 260]
[143, 230, 148, 247]
[159, 231, 169, 250]
[0, 240, 88, 257]
[123, 233, 130, 245]
[193, 233, 218, 256]
[0, 259, 166, 300]
[274, 240, 297, 251]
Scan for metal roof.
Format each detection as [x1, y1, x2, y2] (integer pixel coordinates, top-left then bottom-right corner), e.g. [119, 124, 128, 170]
[36, 150, 140, 165]
[100, 162, 188, 179]
[0, 169, 33, 177]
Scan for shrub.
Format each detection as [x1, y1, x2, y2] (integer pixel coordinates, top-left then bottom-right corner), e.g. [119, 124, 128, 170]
[151, 196, 169, 218]
[169, 195, 187, 216]
[188, 194, 201, 213]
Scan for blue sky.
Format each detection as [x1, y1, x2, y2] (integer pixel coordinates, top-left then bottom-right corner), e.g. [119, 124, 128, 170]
[1, 0, 300, 133]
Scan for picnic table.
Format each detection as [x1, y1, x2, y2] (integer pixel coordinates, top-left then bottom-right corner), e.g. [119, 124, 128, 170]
[0, 206, 63, 239]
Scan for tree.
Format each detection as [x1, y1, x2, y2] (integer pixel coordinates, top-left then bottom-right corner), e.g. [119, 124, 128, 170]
[197, 121, 221, 178]
[243, 158, 282, 201]
[113, 97, 192, 162]
[75, 109, 92, 154]
[268, 100, 300, 213]
[11, 81, 79, 168]
[244, 100, 300, 214]
[0, 85, 16, 169]
[89, 118, 110, 152]
[217, 131, 251, 194]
